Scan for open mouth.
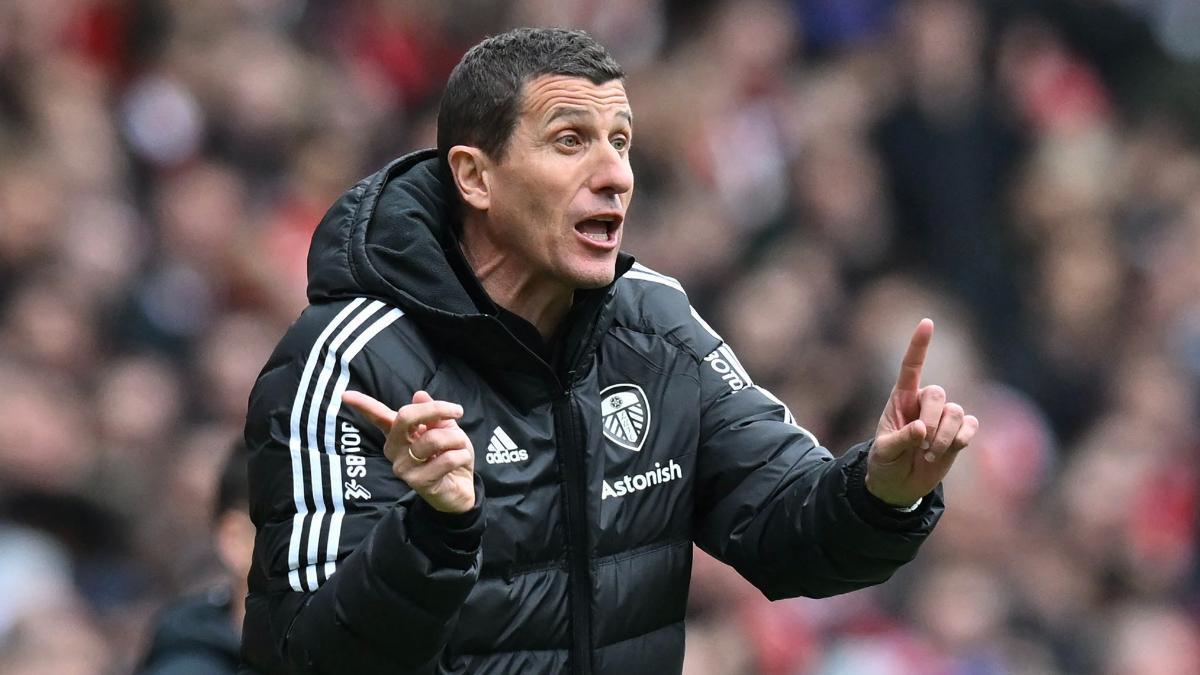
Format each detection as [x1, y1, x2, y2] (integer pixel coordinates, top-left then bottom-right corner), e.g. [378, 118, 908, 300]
[574, 214, 622, 243]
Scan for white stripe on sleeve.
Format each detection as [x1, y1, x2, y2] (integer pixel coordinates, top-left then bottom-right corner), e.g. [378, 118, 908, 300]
[718, 344, 753, 388]
[321, 307, 404, 580]
[623, 264, 723, 341]
[754, 384, 820, 448]
[287, 298, 366, 592]
[303, 300, 384, 589]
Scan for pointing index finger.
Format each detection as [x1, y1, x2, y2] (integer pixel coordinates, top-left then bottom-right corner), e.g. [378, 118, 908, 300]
[895, 318, 934, 392]
[342, 390, 396, 433]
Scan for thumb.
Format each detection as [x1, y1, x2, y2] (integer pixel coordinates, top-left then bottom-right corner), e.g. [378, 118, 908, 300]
[873, 419, 926, 464]
[411, 390, 434, 404]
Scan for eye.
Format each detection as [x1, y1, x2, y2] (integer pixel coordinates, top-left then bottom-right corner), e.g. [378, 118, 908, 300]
[611, 135, 630, 151]
[556, 133, 583, 149]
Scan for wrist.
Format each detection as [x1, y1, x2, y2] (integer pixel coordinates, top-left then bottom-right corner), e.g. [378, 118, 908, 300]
[428, 494, 476, 514]
[863, 471, 921, 509]
[407, 474, 486, 566]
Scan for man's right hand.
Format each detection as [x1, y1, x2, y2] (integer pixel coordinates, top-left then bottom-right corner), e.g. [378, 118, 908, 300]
[342, 390, 476, 513]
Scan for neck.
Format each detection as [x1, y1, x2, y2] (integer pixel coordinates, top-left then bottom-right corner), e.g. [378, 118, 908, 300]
[460, 221, 573, 340]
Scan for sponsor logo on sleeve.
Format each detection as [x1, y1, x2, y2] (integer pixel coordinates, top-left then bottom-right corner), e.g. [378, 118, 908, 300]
[704, 346, 751, 392]
[340, 421, 372, 501]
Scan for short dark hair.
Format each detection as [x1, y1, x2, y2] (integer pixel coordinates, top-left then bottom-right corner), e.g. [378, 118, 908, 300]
[436, 28, 624, 170]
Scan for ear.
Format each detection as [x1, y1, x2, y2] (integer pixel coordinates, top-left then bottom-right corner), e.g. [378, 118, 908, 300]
[447, 145, 491, 211]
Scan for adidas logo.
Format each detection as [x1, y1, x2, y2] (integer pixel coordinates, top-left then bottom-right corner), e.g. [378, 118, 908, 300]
[485, 426, 529, 465]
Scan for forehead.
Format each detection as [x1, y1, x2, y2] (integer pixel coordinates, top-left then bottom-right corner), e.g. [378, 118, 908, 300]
[519, 74, 630, 123]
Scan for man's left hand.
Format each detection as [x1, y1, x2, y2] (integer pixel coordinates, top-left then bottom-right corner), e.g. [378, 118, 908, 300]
[866, 318, 979, 508]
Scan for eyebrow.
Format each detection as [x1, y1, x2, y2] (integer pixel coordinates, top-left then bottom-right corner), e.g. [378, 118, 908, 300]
[545, 106, 633, 126]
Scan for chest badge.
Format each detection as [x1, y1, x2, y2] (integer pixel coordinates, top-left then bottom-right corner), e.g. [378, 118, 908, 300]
[600, 383, 651, 451]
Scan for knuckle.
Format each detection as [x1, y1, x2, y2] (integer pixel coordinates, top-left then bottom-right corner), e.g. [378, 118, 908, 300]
[945, 402, 964, 417]
[924, 385, 946, 401]
[423, 427, 449, 443]
[438, 430, 466, 449]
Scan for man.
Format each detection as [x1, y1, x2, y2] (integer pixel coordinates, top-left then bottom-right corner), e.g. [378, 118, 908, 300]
[241, 27, 977, 675]
[141, 445, 255, 674]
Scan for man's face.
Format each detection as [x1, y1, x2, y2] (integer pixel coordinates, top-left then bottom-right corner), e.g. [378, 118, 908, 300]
[482, 74, 634, 290]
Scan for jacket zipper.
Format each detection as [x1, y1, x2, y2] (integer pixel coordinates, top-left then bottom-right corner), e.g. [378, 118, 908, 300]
[486, 312, 597, 673]
[553, 386, 593, 675]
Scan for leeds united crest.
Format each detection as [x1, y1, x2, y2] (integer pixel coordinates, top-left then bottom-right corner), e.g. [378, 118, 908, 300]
[600, 383, 650, 451]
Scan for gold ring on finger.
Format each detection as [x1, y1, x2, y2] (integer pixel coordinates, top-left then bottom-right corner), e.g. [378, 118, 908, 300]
[407, 447, 429, 464]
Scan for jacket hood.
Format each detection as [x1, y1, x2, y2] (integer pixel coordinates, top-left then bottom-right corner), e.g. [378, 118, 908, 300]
[307, 148, 493, 319]
[306, 149, 634, 386]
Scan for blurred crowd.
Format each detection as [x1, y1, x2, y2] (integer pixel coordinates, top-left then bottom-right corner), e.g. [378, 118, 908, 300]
[1, 0, 1199, 673]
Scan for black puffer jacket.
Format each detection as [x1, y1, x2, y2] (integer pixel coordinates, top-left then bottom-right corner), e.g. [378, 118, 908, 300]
[240, 149, 943, 674]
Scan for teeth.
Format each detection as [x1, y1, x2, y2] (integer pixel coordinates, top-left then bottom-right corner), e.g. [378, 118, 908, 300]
[585, 232, 608, 241]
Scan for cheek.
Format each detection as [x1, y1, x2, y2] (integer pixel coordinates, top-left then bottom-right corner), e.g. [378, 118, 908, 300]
[521, 180, 574, 231]
[495, 159, 579, 240]
[508, 171, 555, 216]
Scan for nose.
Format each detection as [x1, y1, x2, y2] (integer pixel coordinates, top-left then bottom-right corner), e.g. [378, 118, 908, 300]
[588, 143, 634, 197]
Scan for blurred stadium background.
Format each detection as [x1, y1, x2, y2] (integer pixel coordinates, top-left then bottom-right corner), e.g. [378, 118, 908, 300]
[2, 0, 1200, 673]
